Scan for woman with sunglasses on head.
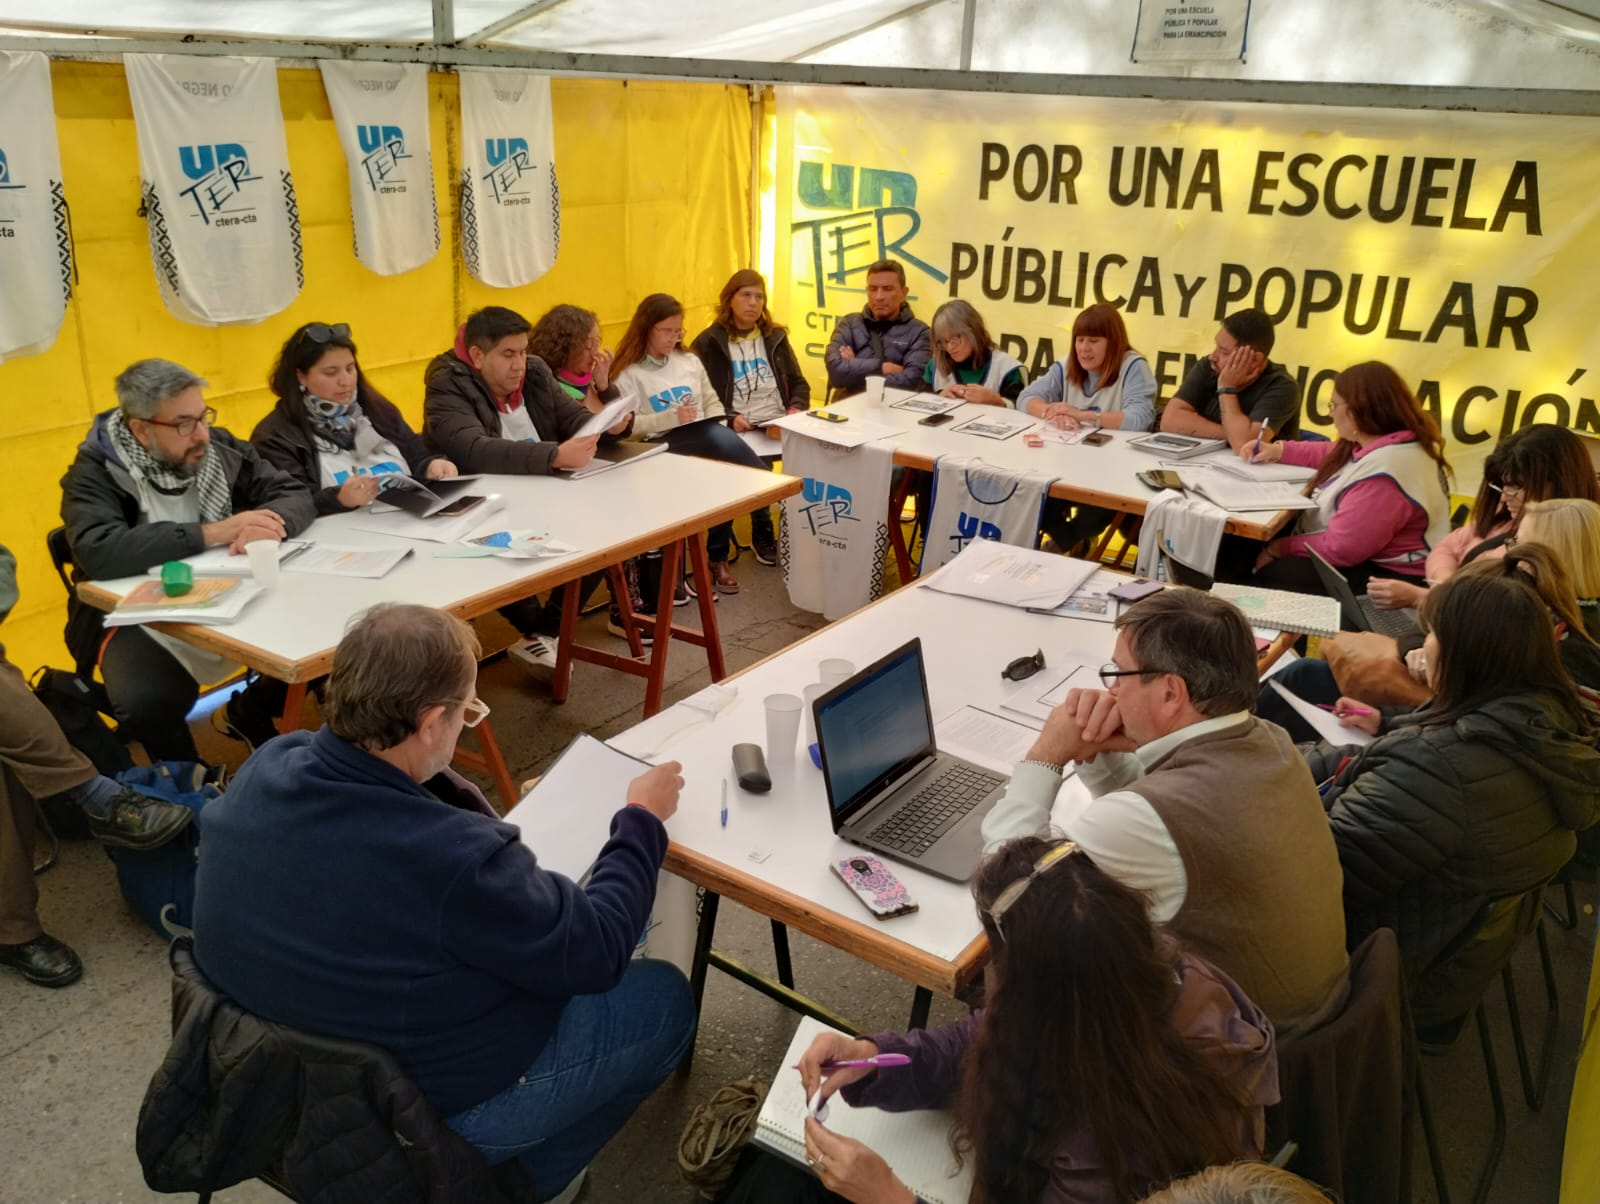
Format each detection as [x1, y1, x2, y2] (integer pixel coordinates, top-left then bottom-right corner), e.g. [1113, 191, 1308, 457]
[253, 322, 457, 515]
[793, 838, 1277, 1204]
[1242, 362, 1451, 595]
[1303, 570, 1600, 1024]
[1366, 423, 1600, 612]
[922, 299, 1024, 407]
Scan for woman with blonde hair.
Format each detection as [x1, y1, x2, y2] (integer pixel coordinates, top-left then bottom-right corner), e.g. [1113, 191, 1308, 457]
[923, 299, 1024, 407]
[1517, 497, 1600, 619]
[1139, 1163, 1330, 1204]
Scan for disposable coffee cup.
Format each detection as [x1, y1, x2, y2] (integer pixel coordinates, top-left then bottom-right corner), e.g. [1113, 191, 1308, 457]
[864, 377, 886, 405]
[764, 693, 803, 766]
[818, 658, 855, 689]
[802, 682, 827, 748]
[245, 540, 281, 587]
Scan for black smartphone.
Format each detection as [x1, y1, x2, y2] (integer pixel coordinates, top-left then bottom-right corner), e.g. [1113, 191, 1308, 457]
[1083, 430, 1112, 446]
[433, 494, 485, 518]
[918, 412, 956, 427]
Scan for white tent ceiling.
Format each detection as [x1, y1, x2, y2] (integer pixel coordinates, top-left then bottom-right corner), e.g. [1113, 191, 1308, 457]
[2, 0, 1597, 111]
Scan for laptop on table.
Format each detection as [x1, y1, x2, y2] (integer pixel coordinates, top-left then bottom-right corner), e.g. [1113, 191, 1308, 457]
[1308, 547, 1418, 637]
[813, 638, 1008, 883]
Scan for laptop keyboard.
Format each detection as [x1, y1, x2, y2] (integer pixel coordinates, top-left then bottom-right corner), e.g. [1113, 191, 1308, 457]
[1361, 598, 1419, 638]
[866, 763, 1005, 857]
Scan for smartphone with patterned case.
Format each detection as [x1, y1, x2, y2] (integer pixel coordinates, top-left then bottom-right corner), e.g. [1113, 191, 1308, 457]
[831, 855, 919, 919]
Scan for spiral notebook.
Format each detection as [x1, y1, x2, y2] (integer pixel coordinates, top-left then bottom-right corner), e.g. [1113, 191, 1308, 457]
[754, 1016, 974, 1204]
[1210, 583, 1343, 638]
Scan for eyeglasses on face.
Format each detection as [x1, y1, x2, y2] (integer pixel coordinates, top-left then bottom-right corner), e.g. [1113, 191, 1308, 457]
[446, 697, 491, 728]
[139, 406, 218, 437]
[1098, 663, 1173, 689]
[303, 322, 351, 345]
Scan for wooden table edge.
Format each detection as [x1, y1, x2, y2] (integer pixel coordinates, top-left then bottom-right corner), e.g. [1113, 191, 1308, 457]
[663, 844, 989, 996]
[75, 474, 801, 685]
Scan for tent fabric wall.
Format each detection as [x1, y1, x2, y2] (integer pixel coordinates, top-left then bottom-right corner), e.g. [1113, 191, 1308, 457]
[0, 63, 752, 676]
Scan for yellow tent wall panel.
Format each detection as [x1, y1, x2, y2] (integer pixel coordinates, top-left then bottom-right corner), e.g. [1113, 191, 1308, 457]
[0, 63, 752, 677]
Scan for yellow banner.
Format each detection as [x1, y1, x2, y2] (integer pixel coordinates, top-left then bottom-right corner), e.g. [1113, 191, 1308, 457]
[773, 86, 1600, 483]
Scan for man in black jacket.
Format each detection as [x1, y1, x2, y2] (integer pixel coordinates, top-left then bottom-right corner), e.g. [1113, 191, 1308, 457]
[823, 258, 932, 397]
[59, 360, 316, 761]
[422, 307, 631, 672]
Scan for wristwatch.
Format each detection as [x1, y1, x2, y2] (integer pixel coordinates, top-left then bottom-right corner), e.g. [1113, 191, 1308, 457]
[1022, 758, 1065, 775]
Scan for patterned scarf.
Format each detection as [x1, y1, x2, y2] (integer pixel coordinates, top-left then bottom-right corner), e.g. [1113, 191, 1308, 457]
[301, 385, 362, 452]
[107, 409, 233, 523]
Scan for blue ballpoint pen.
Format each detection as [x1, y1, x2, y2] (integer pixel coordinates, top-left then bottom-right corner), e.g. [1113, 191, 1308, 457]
[1253, 420, 1274, 462]
[720, 779, 728, 828]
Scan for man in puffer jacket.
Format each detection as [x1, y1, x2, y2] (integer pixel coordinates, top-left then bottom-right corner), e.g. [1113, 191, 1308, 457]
[1303, 571, 1600, 1024]
[823, 258, 931, 396]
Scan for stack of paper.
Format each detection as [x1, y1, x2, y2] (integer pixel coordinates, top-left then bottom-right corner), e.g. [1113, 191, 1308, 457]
[281, 545, 412, 578]
[754, 1016, 974, 1204]
[343, 494, 505, 543]
[1180, 469, 1317, 512]
[923, 540, 1098, 610]
[890, 392, 963, 416]
[104, 577, 264, 627]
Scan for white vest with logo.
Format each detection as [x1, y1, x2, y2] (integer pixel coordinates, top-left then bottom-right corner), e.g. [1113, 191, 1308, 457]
[315, 421, 410, 487]
[318, 61, 440, 277]
[921, 455, 1058, 573]
[1065, 350, 1146, 413]
[779, 429, 894, 622]
[458, 70, 559, 288]
[1299, 439, 1452, 568]
[0, 51, 72, 361]
[125, 54, 303, 325]
[931, 350, 1022, 401]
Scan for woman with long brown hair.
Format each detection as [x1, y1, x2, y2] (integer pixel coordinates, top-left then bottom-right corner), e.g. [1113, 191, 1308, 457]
[795, 838, 1277, 1204]
[1244, 361, 1452, 594]
[1307, 570, 1600, 1022]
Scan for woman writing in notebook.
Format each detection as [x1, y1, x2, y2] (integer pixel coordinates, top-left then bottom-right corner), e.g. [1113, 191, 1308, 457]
[1303, 569, 1600, 1025]
[795, 839, 1277, 1204]
[1242, 362, 1451, 595]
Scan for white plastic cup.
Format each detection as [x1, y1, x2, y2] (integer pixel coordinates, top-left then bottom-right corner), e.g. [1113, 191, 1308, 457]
[818, 658, 856, 689]
[245, 539, 281, 587]
[802, 682, 828, 748]
[764, 693, 803, 766]
[864, 377, 886, 406]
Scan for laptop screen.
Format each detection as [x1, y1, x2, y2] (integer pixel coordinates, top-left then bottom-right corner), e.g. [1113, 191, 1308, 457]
[815, 639, 935, 818]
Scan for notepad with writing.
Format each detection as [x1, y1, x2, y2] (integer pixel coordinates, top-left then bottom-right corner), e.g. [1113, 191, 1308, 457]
[1210, 583, 1342, 638]
[754, 1016, 974, 1204]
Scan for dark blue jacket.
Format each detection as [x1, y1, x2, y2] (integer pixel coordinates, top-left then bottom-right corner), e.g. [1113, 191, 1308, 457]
[192, 727, 667, 1116]
[823, 302, 931, 394]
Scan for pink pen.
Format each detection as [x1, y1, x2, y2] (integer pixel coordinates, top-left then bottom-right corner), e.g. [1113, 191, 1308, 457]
[824, 1054, 911, 1069]
[1317, 702, 1375, 717]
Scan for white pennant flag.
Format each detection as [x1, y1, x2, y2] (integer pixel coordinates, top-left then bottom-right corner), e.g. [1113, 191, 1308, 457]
[125, 54, 303, 325]
[0, 51, 72, 361]
[458, 69, 560, 288]
[318, 61, 439, 277]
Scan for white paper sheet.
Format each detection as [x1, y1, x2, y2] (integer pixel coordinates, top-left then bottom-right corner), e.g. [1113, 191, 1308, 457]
[739, 427, 783, 458]
[890, 392, 963, 416]
[344, 494, 505, 543]
[923, 541, 1098, 610]
[501, 734, 651, 879]
[575, 394, 638, 438]
[949, 410, 1038, 441]
[1028, 567, 1125, 623]
[1268, 680, 1375, 748]
[771, 409, 902, 448]
[996, 659, 1098, 725]
[934, 705, 1037, 773]
[281, 544, 412, 578]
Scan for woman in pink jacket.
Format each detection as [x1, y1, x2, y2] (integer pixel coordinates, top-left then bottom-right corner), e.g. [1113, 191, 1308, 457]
[1244, 362, 1451, 596]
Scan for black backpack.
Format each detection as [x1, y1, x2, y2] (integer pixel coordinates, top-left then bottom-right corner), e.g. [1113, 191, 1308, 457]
[29, 667, 133, 838]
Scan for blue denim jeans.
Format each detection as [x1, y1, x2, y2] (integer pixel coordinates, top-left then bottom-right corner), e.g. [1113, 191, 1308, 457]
[657, 421, 773, 559]
[445, 958, 696, 1201]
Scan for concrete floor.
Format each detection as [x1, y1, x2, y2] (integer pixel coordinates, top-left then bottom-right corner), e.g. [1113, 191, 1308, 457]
[1, 548, 1590, 1204]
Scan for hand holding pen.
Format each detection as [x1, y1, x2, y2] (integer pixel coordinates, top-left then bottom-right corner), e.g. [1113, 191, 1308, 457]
[796, 1032, 900, 1111]
[1319, 697, 1383, 736]
[1242, 421, 1282, 464]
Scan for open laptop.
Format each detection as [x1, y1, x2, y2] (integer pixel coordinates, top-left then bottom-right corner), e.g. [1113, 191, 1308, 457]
[1308, 547, 1417, 637]
[813, 638, 1007, 882]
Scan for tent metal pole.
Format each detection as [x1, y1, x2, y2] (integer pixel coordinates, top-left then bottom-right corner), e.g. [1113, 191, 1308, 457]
[783, 0, 947, 63]
[432, 0, 454, 46]
[2, 32, 1598, 117]
[959, 0, 977, 71]
[459, 0, 575, 49]
[747, 84, 765, 276]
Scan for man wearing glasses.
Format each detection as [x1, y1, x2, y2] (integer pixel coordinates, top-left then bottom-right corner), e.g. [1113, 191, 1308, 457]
[192, 604, 694, 1203]
[60, 359, 315, 761]
[981, 587, 1349, 1039]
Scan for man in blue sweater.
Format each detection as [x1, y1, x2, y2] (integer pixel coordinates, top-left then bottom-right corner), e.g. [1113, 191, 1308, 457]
[193, 603, 694, 1203]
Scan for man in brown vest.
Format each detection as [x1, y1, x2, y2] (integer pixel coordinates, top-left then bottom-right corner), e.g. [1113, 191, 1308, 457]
[982, 587, 1348, 1037]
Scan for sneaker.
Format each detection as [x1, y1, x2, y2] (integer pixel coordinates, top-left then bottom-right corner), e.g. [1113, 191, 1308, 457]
[607, 608, 655, 647]
[87, 787, 194, 851]
[210, 700, 269, 752]
[712, 561, 739, 594]
[752, 528, 777, 566]
[508, 635, 559, 677]
[676, 576, 697, 605]
[0, 934, 83, 988]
